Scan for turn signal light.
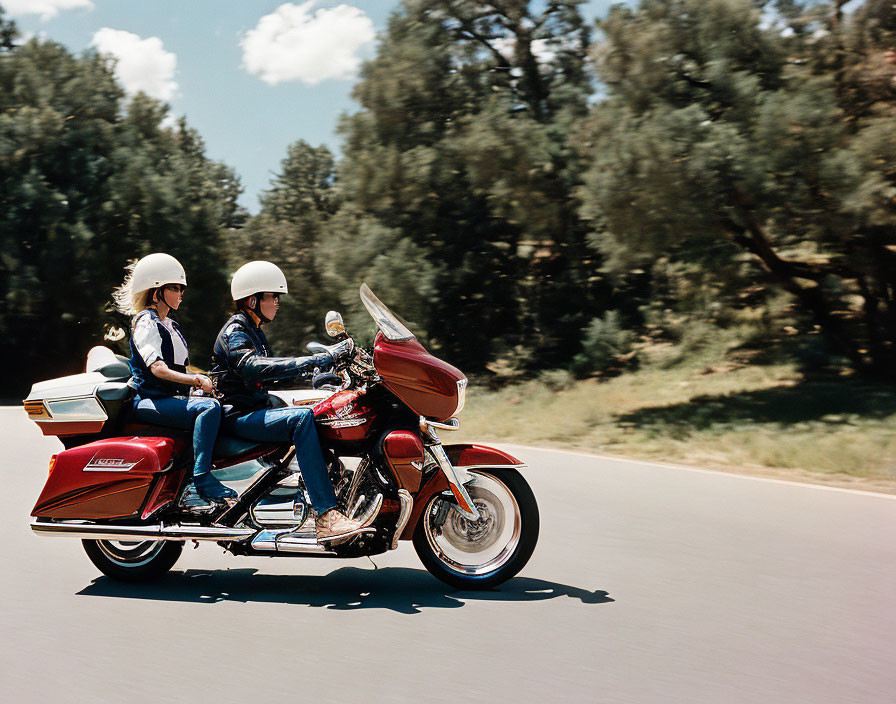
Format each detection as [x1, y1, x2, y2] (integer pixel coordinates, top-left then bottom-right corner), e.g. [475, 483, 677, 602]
[48, 455, 57, 475]
[24, 399, 50, 419]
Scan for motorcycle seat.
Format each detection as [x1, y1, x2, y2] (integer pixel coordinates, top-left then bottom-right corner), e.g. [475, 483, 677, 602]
[117, 425, 270, 463]
[212, 434, 269, 461]
[96, 381, 133, 404]
[94, 356, 132, 382]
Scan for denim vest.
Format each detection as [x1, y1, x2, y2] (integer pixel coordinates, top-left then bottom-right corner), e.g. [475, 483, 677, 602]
[128, 308, 189, 398]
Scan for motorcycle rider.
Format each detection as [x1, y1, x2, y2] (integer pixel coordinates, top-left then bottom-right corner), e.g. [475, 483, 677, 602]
[211, 261, 377, 544]
[112, 253, 235, 503]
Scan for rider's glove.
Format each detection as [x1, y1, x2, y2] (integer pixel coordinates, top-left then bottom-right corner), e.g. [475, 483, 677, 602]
[307, 339, 355, 368]
[327, 339, 355, 365]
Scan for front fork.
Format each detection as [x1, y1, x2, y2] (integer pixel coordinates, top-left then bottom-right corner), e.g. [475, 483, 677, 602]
[419, 417, 481, 522]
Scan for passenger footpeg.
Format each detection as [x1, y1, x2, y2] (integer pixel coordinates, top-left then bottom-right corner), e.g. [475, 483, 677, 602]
[178, 484, 221, 514]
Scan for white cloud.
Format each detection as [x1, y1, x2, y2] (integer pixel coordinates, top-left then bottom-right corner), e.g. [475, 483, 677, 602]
[241, 2, 375, 86]
[160, 113, 178, 131]
[4, 0, 94, 21]
[90, 28, 178, 101]
[492, 37, 558, 66]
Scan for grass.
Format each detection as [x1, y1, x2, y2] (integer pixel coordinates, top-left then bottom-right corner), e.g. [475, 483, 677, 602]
[453, 336, 896, 494]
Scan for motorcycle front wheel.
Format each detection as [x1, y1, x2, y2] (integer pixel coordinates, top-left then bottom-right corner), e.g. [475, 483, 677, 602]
[82, 539, 183, 582]
[413, 469, 538, 590]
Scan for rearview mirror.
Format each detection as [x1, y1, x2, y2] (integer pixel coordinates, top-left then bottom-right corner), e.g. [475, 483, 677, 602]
[325, 311, 346, 338]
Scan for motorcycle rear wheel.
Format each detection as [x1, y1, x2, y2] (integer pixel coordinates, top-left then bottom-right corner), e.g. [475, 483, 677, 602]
[413, 469, 538, 590]
[82, 539, 183, 582]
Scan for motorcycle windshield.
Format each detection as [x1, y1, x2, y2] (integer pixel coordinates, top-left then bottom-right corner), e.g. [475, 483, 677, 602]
[360, 283, 415, 342]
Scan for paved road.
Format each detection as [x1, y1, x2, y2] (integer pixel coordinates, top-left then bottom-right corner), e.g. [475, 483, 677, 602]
[1, 407, 894, 703]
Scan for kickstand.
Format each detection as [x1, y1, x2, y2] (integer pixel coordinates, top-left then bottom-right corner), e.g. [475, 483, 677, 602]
[366, 555, 378, 570]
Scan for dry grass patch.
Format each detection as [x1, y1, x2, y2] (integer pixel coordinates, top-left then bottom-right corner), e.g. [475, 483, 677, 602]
[454, 358, 896, 493]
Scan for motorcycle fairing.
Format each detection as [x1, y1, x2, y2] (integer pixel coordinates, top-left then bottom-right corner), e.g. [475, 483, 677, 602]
[32, 437, 179, 520]
[380, 430, 425, 492]
[373, 333, 466, 422]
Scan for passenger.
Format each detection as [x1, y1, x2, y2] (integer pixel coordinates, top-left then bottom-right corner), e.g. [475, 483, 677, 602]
[112, 253, 233, 504]
[211, 260, 377, 544]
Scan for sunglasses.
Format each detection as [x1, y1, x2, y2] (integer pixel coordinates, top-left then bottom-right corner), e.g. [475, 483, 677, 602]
[164, 284, 186, 293]
[261, 292, 281, 302]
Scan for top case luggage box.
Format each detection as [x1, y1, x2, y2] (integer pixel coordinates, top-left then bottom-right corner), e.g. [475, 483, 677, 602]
[23, 347, 133, 438]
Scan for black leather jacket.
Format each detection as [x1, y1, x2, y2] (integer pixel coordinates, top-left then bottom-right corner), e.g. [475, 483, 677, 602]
[211, 312, 333, 412]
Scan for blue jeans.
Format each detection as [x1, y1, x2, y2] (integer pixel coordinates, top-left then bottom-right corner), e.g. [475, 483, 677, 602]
[133, 395, 222, 478]
[223, 408, 337, 515]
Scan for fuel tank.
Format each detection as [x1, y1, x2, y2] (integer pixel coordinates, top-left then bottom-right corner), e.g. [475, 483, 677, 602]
[32, 436, 182, 520]
[314, 389, 376, 442]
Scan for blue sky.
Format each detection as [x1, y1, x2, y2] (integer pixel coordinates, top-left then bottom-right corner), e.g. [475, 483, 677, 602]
[5, 1, 617, 212]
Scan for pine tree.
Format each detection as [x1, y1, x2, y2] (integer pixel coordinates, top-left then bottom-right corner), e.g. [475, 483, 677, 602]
[225, 141, 338, 353]
[334, 0, 607, 372]
[579, 0, 896, 376]
[0, 36, 241, 393]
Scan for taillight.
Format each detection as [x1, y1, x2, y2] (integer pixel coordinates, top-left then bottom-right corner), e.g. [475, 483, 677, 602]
[48, 455, 57, 475]
[24, 399, 50, 419]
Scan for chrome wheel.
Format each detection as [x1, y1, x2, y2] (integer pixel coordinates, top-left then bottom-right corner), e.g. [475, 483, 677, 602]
[82, 538, 183, 582]
[414, 469, 538, 588]
[96, 540, 166, 568]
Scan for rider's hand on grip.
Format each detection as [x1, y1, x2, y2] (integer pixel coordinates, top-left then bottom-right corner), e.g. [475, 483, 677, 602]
[328, 339, 355, 366]
[191, 374, 216, 397]
[307, 339, 354, 368]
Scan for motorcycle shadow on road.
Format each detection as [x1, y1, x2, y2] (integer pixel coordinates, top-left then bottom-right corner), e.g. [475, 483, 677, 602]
[76, 566, 614, 614]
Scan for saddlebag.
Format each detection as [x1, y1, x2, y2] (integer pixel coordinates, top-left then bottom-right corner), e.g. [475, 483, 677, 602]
[31, 437, 179, 520]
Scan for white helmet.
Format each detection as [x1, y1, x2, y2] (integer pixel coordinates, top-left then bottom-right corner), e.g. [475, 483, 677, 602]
[131, 252, 187, 292]
[231, 261, 288, 301]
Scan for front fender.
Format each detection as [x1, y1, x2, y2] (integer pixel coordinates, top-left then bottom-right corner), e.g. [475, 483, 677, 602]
[443, 443, 524, 469]
[400, 443, 524, 540]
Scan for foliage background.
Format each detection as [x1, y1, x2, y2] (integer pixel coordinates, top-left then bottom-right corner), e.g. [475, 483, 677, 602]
[2, 0, 895, 404]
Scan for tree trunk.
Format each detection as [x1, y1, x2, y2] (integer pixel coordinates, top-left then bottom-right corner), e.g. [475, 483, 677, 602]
[723, 185, 873, 373]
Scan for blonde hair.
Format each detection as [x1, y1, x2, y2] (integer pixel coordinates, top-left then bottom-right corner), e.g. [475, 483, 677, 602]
[112, 259, 153, 316]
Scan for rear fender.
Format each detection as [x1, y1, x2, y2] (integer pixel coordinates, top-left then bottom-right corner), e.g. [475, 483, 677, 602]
[399, 443, 524, 540]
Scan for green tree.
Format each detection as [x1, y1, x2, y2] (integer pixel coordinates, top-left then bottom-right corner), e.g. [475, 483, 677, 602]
[0, 5, 17, 51]
[101, 103, 242, 360]
[317, 204, 436, 346]
[335, 0, 608, 372]
[579, 0, 896, 376]
[0, 36, 241, 394]
[225, 140, 338, 353]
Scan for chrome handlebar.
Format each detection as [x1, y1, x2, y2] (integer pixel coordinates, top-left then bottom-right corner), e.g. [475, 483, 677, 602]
[419, 416, 460, 440]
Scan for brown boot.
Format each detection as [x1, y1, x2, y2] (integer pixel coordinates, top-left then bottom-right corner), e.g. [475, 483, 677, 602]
[315, 509, 368, 545]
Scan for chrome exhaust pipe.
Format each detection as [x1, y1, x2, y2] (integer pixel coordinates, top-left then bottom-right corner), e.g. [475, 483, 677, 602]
[31, 519, 256, 542]
[250, 528, 336, 555]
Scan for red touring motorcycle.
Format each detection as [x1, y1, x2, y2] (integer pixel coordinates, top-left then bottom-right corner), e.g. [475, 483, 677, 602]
[25, 284, 538, 589]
